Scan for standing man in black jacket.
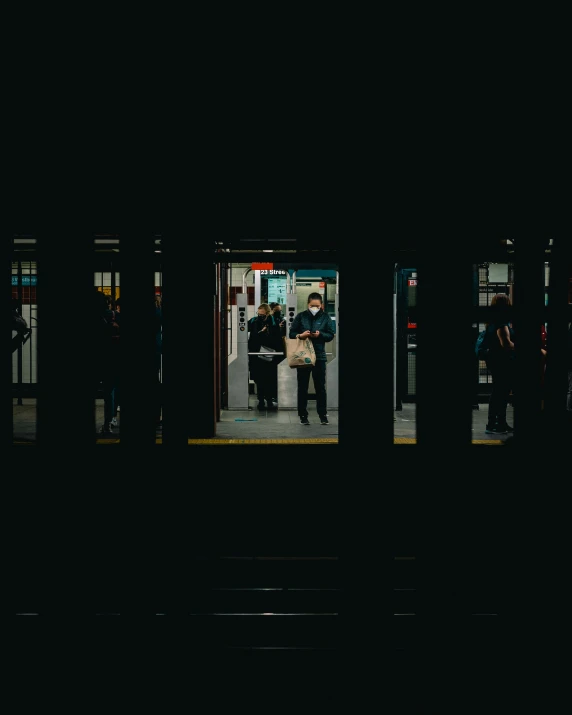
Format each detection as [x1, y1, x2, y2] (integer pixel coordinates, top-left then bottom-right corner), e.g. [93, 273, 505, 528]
[248, 303, 281, 411]
[289, 292, 336, 425]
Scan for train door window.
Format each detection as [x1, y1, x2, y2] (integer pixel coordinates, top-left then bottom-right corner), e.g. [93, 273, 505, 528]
[220, 263, 339, 442]
[12, 257, 38, 444]
[394, 267, 417, 443]
[94, 267, 121, 441]
[472, 262, 516, 441]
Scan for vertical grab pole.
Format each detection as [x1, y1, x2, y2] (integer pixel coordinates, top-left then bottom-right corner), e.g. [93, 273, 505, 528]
[227, 268, 251, 409]
[17, 260, 23, 405]
[278, 270, 299, 409]
[326, 272, 339, 410]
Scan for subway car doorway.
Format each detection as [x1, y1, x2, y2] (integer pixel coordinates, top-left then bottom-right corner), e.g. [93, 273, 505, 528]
[217, 262, 339, 444]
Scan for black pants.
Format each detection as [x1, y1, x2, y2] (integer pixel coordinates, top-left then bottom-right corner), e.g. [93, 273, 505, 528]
[296, 360, 327, 418]
[486, 357, 513, 426]
[269, 360, 279, 401]
[252, 358, 274, 406]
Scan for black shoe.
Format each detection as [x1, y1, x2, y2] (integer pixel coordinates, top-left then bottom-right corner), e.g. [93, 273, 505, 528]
[320, 415, 329, 425]
[485, 424, 507, 435]
[99, 424, 114, 435]
[300, 415, 310, 425]
[502, 423, 514, 432]
[257, 403, 265, 410]
[267, 403, 277, 411]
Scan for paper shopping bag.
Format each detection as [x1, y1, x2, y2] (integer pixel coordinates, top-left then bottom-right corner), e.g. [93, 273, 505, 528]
[286, 337, 316, 368]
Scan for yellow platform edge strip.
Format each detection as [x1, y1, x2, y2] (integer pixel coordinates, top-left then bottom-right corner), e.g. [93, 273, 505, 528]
[90, 438, 338, 445]
[14, 437, 504, 445]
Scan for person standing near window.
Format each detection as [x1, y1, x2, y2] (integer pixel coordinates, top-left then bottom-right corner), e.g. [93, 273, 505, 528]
[483, 293, 515, 435]
[248, 303, 278, 411]
[268, 302, 286, 404]
[289, 292, 336, 425]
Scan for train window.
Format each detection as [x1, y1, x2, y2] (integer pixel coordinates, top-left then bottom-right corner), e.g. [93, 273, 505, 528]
[394, 266, 417, 444]
[12, 257, 38, 445]
[220, 263, 339, 443]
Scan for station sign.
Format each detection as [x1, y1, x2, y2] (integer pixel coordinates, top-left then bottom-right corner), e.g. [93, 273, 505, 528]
[260, 269, 286, 275]
[12, 276, 37, 285]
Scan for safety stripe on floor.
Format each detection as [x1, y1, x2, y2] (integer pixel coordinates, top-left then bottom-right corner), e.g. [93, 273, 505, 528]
[14, 439, 339, 445]
[13, 437, 504, 445]
[186, 438, 338, 445]
[96, 438, 339, 445]
[394, 437, 504, 445]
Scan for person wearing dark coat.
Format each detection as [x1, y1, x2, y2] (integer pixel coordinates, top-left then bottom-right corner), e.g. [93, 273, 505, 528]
[268, 302, 286, 402]
[248, 303, 281, 411]
[289, 292, 336, 425]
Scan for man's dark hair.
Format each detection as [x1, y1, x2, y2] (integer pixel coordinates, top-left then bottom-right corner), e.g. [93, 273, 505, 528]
[307, 292, 322, 304]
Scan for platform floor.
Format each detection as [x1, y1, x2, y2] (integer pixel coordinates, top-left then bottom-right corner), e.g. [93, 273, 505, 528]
[393, 402, 514, 444]
[11, 395, 339, 443]
[12, 397, 513, 444]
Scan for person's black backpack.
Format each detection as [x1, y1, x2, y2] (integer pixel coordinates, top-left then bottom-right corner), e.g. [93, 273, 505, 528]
[12, 308, 32, 353]
[12, 309, 29, 335]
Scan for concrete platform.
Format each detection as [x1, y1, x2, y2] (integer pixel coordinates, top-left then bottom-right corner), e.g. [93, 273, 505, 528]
[12, 395, 340, 443]
[13, 395, 518, 444]
[394, 402, 514, 444]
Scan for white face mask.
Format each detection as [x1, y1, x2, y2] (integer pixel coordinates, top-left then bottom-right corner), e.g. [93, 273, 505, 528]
[309, 307, 320, 315]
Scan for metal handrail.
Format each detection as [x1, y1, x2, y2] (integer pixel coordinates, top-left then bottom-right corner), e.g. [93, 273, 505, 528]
[242, 267, 253, 293]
